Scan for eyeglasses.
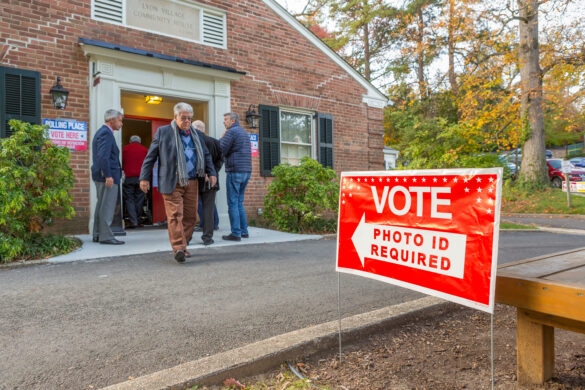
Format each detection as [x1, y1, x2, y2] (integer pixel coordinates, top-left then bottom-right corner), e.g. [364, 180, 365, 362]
[179, 116, 193, 122]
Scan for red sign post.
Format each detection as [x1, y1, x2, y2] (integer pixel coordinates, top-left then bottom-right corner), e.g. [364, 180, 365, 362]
[336, 168, 503, 313]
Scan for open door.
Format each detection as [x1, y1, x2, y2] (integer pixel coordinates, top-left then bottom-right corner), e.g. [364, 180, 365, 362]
[151, 119, 171, 224]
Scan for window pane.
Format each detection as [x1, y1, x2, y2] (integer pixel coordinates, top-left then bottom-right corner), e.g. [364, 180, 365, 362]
[280, 112, 311, 144]
[281, 144, 311, 166]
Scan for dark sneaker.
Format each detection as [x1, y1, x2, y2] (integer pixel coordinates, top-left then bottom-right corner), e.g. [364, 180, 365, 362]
[174, 250, 186, 263]
[222, 234, 241, 241]
[241, 233, 249, 238]
[193, 226, 203, 232]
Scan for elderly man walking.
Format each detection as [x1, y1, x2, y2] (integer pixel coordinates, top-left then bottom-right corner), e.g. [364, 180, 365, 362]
[220, 113, 252, 241]
[91, 109, 125, 245]
[139, 103, 217, 262]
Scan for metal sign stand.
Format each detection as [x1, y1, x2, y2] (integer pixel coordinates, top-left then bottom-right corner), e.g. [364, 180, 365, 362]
[491, 313, 495, 389]
[337, 272, 342, 364]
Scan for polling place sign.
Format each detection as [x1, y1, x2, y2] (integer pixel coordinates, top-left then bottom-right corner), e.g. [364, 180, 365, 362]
[336, 168, 503, 313]
[42, 119, 87, 151]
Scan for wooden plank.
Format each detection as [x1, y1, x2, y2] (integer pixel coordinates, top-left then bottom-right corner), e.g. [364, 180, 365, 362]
[499, 252, 585, 279]
[498, 247, 585, 270]
[496, 276, 585, 322]
[546, 265, 585, 285]
[516, 309, 554, 385]
[522, 309, 585, 334]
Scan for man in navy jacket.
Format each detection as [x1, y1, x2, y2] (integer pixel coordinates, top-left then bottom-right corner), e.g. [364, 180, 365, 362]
[220, 112, 252, 241]
[91, 109, 124, 245]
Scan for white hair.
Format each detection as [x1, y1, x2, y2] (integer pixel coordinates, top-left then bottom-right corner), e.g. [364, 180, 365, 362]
[130, 135, 141, 144]
[104, 109, 123, 122]
[174, 102, 194, 116]
[192, 120, 205, 131]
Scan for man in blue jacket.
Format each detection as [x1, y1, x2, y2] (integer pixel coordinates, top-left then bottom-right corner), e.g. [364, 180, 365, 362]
[220, 112, 252, 241]
[91, 109, 124, 245]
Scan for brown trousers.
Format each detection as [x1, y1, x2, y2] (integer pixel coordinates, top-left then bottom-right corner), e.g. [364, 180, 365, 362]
[162, 180, 198, 252]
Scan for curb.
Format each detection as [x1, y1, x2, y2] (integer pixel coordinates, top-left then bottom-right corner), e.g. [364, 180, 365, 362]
[536, 226, 585, 236]
[102, 296, 448, 390]
[502, 213, 585, 219]
[0, 259, 48, 270]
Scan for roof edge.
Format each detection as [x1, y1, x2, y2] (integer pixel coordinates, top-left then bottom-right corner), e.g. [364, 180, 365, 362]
[263, 0, 388, 108]
[78, 37, 246, 76]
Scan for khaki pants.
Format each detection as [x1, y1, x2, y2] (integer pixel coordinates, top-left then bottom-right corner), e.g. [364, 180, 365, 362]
[162, 180, 198, 252]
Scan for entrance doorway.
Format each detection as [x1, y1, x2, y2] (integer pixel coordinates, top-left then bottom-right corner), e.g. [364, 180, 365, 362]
[120, 91, 208, 226]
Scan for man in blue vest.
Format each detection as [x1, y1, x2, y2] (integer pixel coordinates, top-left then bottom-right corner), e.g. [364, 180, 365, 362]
[91, 109, 124, 245]
[220, 112, 252, 241]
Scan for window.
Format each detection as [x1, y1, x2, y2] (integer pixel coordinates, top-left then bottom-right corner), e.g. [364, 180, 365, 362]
[259, 105, 334, 176]
[0, 66, 41, 138]
[91, 0, 227, 49]
[280, 110, 313, 165]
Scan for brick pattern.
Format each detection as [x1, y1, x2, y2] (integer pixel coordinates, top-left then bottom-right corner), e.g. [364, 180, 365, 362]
[0, 0, 384, 231]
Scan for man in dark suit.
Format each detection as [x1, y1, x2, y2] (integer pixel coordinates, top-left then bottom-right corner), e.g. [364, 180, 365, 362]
[91, 109, 124, 245]
[193, 120, 223, 246]
[139, 103, 217, 263]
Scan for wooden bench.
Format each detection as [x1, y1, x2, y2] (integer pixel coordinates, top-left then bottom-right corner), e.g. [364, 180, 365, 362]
[496, 248, 585, 385]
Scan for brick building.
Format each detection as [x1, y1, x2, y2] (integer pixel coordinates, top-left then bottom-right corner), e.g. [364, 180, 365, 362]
[0, 0, 387, 233]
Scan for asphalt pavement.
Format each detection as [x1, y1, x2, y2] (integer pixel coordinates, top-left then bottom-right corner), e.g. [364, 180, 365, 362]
[1, 231, 584, 389]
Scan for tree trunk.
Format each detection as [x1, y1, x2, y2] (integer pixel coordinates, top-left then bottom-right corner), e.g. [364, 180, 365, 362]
[518, 0, 548, 185]
[448, 0, 458, 95]
[363, 22, 371, 81]
[417, 9, 426, 98]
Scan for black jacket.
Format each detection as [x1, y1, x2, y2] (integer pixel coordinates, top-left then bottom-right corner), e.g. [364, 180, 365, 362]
[197, 130, 223, 191]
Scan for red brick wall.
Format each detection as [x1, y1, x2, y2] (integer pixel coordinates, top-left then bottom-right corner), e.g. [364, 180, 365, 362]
[0, 0, 384, 230]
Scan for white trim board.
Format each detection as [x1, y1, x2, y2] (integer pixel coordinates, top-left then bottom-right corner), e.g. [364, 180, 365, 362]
[262, 0, 388, 109]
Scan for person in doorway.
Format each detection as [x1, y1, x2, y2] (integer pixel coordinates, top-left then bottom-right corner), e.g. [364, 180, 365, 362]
[91, 109, 125, 245]
[220, 112, 251, 241]
[192, 120, 222, 245]
[122, 135, 148, 228]
[139, 103, 217, 263]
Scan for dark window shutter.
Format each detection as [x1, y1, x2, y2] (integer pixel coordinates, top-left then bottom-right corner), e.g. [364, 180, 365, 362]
[0, 66, 41, 138]
[317, 113, 334, 169]
[259, 105, 280, 176]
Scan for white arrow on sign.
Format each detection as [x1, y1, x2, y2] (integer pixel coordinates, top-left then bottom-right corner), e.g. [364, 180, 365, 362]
[350, 213, 467, 279]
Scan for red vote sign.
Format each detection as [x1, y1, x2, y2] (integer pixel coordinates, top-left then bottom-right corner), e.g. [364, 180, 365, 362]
[336, 168, 503, 313]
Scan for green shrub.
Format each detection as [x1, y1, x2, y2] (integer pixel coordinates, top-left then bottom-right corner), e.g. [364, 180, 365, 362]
[263, 157, 339, 233]
[0, 120, 75, 262]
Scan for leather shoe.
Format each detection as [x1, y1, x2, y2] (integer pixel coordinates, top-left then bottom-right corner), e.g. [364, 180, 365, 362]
[203, 239, 214, 246]
[100, 238, 125, 245]
[174, 250, 186, 263]
[241, 233, 249, 238]
[222, 234, 241, 241]
[93, 237, 99, 243]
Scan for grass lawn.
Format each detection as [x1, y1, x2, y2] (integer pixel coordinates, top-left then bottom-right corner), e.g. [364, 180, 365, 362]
[502, 185, 585, 214]
[500, 222, 537, 230]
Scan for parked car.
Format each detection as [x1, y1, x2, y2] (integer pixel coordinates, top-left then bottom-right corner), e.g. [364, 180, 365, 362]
[570, 157, 585, 168]
[545, 149, 553, 159]
[499, 154, 520, 177]
[547, 159, 585, 188]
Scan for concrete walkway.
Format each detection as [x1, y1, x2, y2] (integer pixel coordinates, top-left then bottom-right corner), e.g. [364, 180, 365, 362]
[49, 226, 322, 263]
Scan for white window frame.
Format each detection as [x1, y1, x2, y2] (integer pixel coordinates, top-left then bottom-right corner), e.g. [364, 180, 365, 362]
[278, 107, 316, 165]
[91, 0, 227, 49]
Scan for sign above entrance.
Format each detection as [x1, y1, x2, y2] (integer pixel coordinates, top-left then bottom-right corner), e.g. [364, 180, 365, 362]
[126, 0, 200, 42]
[336, 168, 503, 313]
[42, 119, 87, 151]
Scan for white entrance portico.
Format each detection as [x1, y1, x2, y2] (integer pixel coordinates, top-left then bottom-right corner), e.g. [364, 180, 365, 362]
[80, 40, 244, 234]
